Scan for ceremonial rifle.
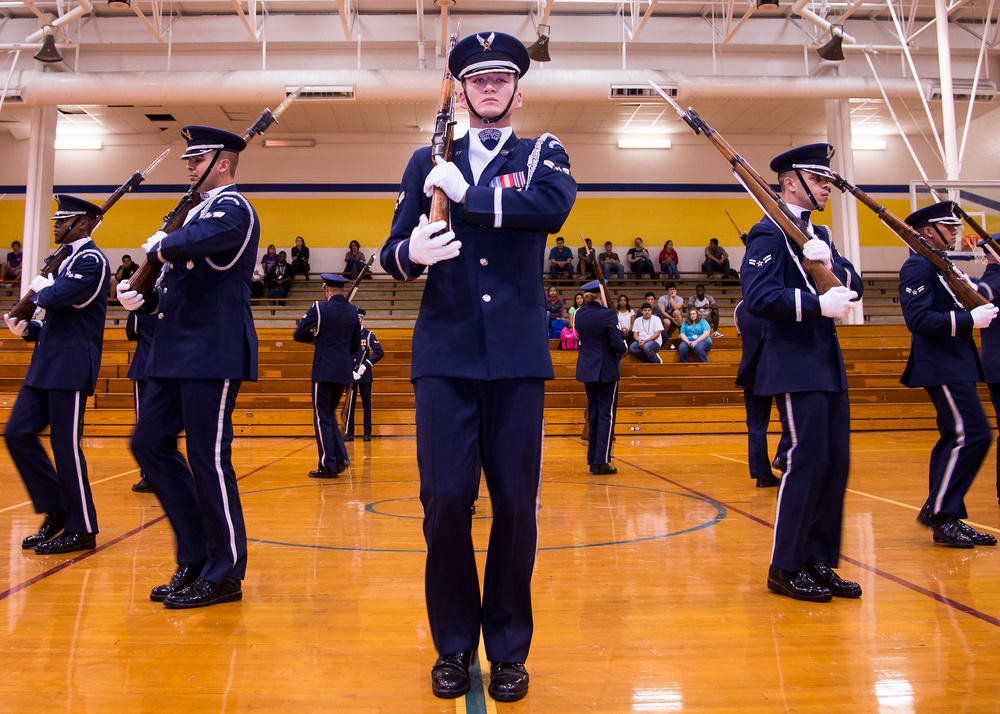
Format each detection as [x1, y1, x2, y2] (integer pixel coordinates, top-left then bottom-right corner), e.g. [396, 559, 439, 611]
[429, 33, 460, 229]
[828, 172, 989, 310]
[128, 87, 304, 299]
[648, 81, 843, 295]
[724, 210, 748, 246]
[7, 148, 171, 322]
[340, 255, 377, 426]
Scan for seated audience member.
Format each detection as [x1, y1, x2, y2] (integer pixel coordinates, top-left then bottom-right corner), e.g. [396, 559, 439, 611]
[657, 282, 685, 339]
[291, 236, 311, 279]
[577, 238, 597, 279]
[261, 243, 278, 275]
[658, 240, 681, 279]
[599, 241, 626, 284]
[2, 240, 23, 283]
[266, 250, 296, 299]
[568, 292, 585, 329]
[114, 254, 138, 290]
[636, 291, 667, 322]
[702, 238, 734, 279]
[627, 237, 657, 281]
[251, 262, 267, 300]
[549, 236, 575, 281]
[678, 307, 713, 363]
[689, 283, 723, 337]
[345, 240, 367, 280]
[629, 302, 664, 363]
[616, 294, 635, 343]
[546, 285, 565, 328]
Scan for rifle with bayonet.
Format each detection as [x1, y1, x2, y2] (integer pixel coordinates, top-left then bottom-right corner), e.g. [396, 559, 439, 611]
[6, 148, 171, 322]
[827, 173, 989, 310]
[724, 210, 748, 246]
[128, 87, 304, 300]
[429, 33, 460, 229]
[648, 80, 843, 295]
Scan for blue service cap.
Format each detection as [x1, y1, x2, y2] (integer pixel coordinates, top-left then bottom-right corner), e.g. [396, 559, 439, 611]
[581, 280, 604, 293]
[449, 32, 530, 80]
[905, 201, 962, 229]
[52, 194, 104, 220]
[356, 308, 367, 316]
[769, 143, 837, 179]
[321, 273, 349, 287]
[180, 125, 247, 159]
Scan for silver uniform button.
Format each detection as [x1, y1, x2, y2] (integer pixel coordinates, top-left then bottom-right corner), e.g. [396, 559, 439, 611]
[482, 294, 491, 303]
[480, 257, 488, 266]
[157, 313, 164, 319]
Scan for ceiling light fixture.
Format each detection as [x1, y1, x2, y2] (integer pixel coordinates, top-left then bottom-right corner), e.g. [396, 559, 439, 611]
[852, 138, 887, 151]
[55, 137, 103, 150]
[261, 138, 317, 148]
[617, 138, 672, 149]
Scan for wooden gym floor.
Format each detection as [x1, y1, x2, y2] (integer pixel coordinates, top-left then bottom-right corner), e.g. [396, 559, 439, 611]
[1, 430, 999, 712]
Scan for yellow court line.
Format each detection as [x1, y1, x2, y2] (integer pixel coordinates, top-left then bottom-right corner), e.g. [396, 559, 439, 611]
[0, 468, 139, 515]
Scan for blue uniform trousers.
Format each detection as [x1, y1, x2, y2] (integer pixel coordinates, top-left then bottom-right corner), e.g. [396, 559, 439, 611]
[744, 390, 791, 480]
[414, 376, 544, 664]
[772, 390, 850, 571]
[987, 383, 1000, 502]
[585, 381, 618, 465]
[5, 385, 98, 534]
[344, 382, 373, 438]
[131, 377, 247, 583]
[924, 383, 991, 518]
[311, 381, 348, 470]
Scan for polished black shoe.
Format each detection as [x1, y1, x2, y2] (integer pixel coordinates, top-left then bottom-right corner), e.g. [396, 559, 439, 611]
[766, 565, 832, 602]
[431, 651, 477, 699]
[919, 509, 975, 548]
[344, 435, 354, 442]
[756, 475, 781, 488]
[34, 531, 96, 555]
[163, 577, 242, 609]
[21, 511, 67, 549]
[590, 463, 617, 475]
[363, 435, 372, 442]
[488, 662, 529, 702]
[933, 520, 997, 547]
[150, 564, 204, 602]
[132, 477, 155, 493]
[771, 456, 786, 472]
[309, 467, 336, 479]
[804, 563, 862, 598]
[336, 460, 350, 475]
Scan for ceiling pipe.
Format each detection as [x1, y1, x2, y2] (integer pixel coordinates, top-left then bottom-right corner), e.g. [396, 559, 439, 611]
[25, 0, 94, 44]
[10, 68, 928, 106]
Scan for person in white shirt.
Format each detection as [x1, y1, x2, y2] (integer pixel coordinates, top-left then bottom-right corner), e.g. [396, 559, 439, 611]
[628, 303, 664, 363]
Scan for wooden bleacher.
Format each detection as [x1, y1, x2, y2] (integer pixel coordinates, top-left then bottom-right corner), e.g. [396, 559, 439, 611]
[0, 273, 955, 438]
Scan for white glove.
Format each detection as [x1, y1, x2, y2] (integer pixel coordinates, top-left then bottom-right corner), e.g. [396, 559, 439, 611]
[116, 281, 145, 311]
[802, 239, 833, 269]
[352, 370, 361, 381]
[356, 364, 367, 377]
[29, 274, 54, 294]
[4, 314, 28, 337]
[407, 214, 462, 266]
[971, 303, 998, 329]
[818, 286, 858, 319]
[423, 157, 470, 203]
[141, 230, 168, 255]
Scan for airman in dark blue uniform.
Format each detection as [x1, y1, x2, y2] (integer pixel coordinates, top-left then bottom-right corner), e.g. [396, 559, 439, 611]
[741, 144, 864, 603]
[975, 244, 1000, 507]
[899, 201, 998, 548]
[574, 281, 626, 474]
[344, 308, 384, 441]
[380, 31, 576, 703]
[4, 195, 110, 554]
[293, 273, 361, 474]
[125, 310, 158, 493]
[118, 126, 260, 608]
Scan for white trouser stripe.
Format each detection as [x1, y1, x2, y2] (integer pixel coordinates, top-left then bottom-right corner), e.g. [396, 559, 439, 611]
[600, 382, 618, 463]
[214, 379, 239, 566]
[71, 391, 92, 533]
[770, 393, 798, 563]
[933, 384, 965, 514]
[313, 382, 327, 464]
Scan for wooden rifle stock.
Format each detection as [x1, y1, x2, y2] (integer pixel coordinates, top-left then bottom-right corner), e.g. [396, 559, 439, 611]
[829, 173, 989, 310]
[7, 148, 171, 322]
[429, 34, 459, 228]
[647, 81, 843, 295]
[130, 89, 304, 301]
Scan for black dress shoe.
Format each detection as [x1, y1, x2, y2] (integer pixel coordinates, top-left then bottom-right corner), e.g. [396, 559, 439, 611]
[34, 531, 96, 555]
[431, 651, 477, 699]
[488, 662, 529, 702]
[150, 563, 204, 602]
[933, 520, 997, 546]
[804, 563, 862, 598]
[344, 435, 354, 442]
[163, 577, 242, 609]
[309, 467, 336, 479]
[21, 511, 67, 549]
[336, 460, 350, 474]
[918, 508, 976, 548]
[756, 475, 781, 488]
[771, 456, 786, 472]
[590, 463, 617, 475]
[363, 435, 372, 442]
[766, 564, 832, 602]
[132, 477, 155, 493]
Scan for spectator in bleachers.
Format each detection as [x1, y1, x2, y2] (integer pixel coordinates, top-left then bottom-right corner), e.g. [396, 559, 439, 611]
[615, 294, 634, 342]
[291, 236, 311, 279]
[628, 302, 664, 363]
[2, 240, 23, 283]
[266, 250, 296, 300]
[546, 285, 565, 328]
[658, 239, 681, 279]
[702, 238, 734, 279]
[636, 291, 666, 322]
[678, 307, 712, 363]
[577, 238, 596, 279]
[250, 262, 267, 300]
[599, 241, 625, 284]
[657, 282, 685, 339]
[689, 283, 723, 337]
[548, 236, 574, 281]
[112, 255, 138, 296]
[344, 240, 367, 280]
[261, 244, 278, 275]
[627, 237, 657, 281]
[568, 291, 585, 329]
